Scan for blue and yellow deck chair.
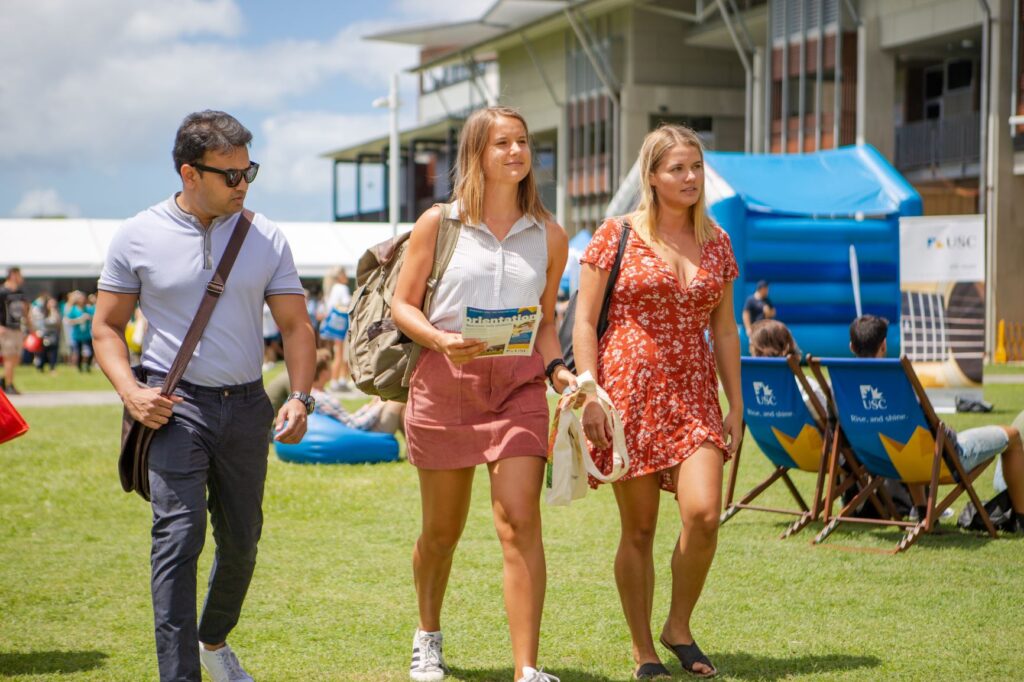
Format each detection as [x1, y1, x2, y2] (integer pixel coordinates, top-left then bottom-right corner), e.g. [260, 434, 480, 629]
[722, 356, 879, 538]
[810, 356, 998, 553]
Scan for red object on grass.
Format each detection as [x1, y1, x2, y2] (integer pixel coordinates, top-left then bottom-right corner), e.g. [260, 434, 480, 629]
[0, 390, 29, 445]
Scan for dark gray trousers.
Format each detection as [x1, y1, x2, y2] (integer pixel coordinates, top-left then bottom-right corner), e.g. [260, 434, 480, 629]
[144, 371, 275, 682]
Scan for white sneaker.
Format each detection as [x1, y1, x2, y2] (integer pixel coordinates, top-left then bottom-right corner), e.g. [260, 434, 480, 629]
[199, 642, 254, 682]
[518, 667, 560, 682]
[410, 629, 448, 681]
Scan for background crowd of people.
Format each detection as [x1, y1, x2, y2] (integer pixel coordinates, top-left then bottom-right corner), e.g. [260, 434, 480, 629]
[0, 266, 108, 395]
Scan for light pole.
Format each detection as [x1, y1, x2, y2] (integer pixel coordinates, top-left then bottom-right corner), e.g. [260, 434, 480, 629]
[373, 73, 401, 238]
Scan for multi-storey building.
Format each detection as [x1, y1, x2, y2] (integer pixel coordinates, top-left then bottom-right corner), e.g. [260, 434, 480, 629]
[323, 0, 1024, 351]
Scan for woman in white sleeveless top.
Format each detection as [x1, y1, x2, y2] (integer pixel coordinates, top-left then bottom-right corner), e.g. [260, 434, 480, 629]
[393, 106, 573, 682]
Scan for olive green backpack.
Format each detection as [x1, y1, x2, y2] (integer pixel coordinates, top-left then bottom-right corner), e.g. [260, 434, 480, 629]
[346, 204, 461, 402]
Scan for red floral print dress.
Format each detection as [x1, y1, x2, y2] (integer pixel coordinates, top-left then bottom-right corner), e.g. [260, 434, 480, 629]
[580, 217, 739, 493]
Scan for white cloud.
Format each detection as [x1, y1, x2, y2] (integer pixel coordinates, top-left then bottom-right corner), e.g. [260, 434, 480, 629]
[0, 1, 419, 167]
[121, 0, 243, 43]
[255, 111, 395, 197]
[12, 189, 81, 219]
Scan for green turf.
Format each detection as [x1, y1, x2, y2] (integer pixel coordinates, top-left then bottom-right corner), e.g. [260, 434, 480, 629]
[1, 385, 1022, 680]
[3, 365, 112, 392]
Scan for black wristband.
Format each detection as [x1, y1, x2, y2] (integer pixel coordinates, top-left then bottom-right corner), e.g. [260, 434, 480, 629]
[545, 358, 567, 383]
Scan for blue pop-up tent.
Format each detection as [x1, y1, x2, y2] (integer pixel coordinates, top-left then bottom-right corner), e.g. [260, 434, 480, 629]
[704, 145, 921, 357]
[560, 228, 592, 296]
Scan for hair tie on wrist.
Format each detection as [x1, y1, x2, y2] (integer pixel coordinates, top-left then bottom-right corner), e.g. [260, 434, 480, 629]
[545, 358, 567, 383]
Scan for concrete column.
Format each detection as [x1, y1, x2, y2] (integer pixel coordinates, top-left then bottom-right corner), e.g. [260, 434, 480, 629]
[856, 16, 896, 158]
[989, 0, 1024, 349]
[752, 47, 764, 154]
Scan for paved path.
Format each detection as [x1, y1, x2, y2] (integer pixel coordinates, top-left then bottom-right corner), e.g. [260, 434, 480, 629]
[985, 374, 1024, 384]
[8, 391, 122, 408]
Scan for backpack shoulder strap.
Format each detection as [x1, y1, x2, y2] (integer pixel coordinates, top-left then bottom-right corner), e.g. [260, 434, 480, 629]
[401, 204, 461, 387]
[423, 203, 461, 310]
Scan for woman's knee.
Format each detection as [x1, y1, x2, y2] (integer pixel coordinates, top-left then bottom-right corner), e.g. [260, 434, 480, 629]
[493, 505, 541, 549]
[418, 525, 463, 559]
[683, 506, 720, 545]
[619, 519, 658, 553]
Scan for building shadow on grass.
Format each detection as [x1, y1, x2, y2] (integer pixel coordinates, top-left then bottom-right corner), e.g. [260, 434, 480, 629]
[0, 650, 108, 676]
[450, 668, 616, 681]
[710, 650, 880, 679]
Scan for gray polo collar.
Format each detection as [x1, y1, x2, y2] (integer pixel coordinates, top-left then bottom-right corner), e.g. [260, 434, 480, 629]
[167, 193, 239, 231]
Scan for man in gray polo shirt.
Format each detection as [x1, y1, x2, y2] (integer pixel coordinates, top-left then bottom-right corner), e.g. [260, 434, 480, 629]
[93, 110, 316, 682]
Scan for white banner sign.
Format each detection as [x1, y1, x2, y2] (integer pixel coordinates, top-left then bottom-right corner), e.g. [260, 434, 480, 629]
[899, 215, 984, 284]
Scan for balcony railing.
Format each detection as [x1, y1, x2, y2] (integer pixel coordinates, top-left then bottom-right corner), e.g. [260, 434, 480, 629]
[895, 111, 980, 173]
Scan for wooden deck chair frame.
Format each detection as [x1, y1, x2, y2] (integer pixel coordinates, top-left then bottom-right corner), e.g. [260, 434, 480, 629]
[809, 356, 998, 554]
[721, 354, 887, 538]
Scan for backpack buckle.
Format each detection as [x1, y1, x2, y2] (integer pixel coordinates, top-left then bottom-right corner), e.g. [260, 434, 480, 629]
[206, 281, 225, 297]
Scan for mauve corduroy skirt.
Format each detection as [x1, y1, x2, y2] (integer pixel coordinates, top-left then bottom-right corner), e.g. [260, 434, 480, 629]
[404, 348, 549, 469]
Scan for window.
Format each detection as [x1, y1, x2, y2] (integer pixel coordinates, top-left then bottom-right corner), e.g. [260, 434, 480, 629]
[946, 59, 973, 91]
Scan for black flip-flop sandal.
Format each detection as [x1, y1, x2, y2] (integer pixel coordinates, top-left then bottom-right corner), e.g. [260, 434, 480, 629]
[659, 636, 717, 678]
[634, 662, 672, 679]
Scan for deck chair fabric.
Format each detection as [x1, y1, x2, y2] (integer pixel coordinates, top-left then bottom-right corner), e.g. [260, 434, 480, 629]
[812, 356, 998, 552]
[741, 357, 824, 472]
[722, 356, 851, 538]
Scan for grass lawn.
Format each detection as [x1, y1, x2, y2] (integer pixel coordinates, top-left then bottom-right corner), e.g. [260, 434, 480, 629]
[1, 383, 1023, 681]
[3, 365, 112, 392]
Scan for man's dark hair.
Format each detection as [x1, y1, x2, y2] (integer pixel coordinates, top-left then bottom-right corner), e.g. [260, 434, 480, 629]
[172, 110, 252, 175]
[6, 266, 21, 279]
[850, 315, 889, 358]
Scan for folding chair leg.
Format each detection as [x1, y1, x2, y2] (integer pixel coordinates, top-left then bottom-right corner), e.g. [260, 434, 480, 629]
[895, 520, 928, 552]
[813, 476, 884, 545]
[720, 466, 788, 525]
[780, 471, 810, 512]
[781, 511, 814, 539]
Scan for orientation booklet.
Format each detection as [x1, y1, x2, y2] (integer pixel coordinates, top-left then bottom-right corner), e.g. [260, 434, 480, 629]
[462, 305, 541, 357]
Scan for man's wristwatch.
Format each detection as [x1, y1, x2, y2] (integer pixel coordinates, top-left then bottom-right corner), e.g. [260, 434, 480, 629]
[287, 391, 315, 415]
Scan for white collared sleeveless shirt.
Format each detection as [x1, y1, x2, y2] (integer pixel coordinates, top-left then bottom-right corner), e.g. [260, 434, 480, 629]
[427, 203, 549, 333]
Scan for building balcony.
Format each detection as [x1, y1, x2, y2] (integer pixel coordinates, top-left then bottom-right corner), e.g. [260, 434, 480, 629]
[895, 111, 980, 180]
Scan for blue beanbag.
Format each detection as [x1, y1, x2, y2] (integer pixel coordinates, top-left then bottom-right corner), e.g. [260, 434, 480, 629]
[275, 413, 400, 464]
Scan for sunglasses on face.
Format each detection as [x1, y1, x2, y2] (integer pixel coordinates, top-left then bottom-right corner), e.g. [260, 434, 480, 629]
[192, 161, 260, 187]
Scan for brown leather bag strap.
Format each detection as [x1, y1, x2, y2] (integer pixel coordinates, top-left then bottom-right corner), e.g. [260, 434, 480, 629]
[160, 209, 253, 395]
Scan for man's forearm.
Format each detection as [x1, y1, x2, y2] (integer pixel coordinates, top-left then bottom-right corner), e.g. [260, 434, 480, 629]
[280, 324, 315, 394]
[93, 324, 139, 398]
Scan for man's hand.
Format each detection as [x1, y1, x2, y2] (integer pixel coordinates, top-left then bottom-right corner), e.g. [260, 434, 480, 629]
[274, 399, 308, 443]
[124, 386, 183, 429]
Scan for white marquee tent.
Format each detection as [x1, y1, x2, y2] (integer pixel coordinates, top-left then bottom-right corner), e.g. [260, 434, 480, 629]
[0, 219, 414, 280]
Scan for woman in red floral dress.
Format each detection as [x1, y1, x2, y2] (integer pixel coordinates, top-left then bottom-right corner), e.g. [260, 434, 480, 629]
[572, 125, 742, 679]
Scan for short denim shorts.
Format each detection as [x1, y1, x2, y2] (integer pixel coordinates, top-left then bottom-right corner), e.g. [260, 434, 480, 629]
[955, 425, 1009, 472]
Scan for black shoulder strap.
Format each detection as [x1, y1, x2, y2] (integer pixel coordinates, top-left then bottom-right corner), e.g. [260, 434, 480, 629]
[597, 219, 631, 330]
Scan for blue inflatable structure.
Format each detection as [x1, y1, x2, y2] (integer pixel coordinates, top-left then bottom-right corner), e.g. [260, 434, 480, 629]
[275, 413, 400, 465]
[705, 145, 921, 357]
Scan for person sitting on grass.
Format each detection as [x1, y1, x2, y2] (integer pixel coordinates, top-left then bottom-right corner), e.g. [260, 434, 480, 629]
[311, 349, 403, 434]
[850, 315, 1024, 532]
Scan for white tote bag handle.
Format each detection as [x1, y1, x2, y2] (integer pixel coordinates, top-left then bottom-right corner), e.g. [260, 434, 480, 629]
[547, 370, 630, 506]
[573, 371, 630, 483]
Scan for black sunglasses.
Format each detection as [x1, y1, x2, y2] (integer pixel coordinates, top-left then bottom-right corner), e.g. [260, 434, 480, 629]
[192, 161, 260, 187]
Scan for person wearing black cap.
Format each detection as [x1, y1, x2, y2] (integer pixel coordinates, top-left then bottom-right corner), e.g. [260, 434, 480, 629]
[742, 280, 775, 336]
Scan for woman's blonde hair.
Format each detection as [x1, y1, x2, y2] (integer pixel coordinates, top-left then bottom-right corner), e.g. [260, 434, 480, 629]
[631, 124, 715, 246]
[322, 266, 347, 299]
[452, 106, 552, 226]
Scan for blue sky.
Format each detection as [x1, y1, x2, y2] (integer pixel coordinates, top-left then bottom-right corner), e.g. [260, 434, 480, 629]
[0, 0, 491, 222]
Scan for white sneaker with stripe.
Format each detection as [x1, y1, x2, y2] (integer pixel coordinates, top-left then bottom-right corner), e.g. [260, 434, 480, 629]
[410, 629, 448, 681]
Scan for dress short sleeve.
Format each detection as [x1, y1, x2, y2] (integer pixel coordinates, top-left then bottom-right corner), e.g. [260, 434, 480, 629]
[714, 225, 739, 282]
[580, 218, 627, 272]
